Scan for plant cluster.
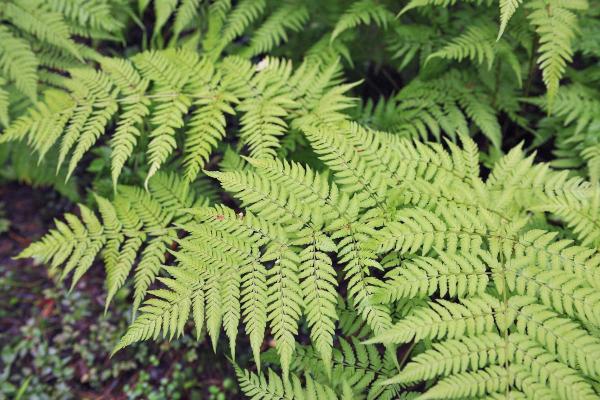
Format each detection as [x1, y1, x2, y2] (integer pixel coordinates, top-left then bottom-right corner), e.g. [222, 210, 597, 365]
[1, 0, 600, 398]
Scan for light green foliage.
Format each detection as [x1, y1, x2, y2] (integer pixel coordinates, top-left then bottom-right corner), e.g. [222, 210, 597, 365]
[6, 0, 600, 399]
[365, 140, 600, 398]
[0, 0, 128, 122]
[235, 366, 339, 400]
[0, 50, 348, 186]
[526, 0, 588, 109]
[19, 172, 207, 314]
[21, 120, 600, 398]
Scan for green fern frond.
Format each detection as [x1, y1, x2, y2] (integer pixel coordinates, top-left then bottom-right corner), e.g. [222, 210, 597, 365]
[153, 0, 178, 36]
[498, 0, 523, 39]
[242, 2, 309, 57]
[18, 172, 205, 312]
[183, 79, 236, 182]
[3, 0, 81, 58]
[173, 0, 202, 39]
[526, 0, 588, 110]
[369, 296, 499, 345]
[235, 366, 338, 400]
[398, 0, 493, 17]
[113, 267, 203, 354]
[47, 0, 124, 36]
[373, 252, 490, 304]
[218, 0, 267, 53]
[330, 0, 393, 42]
[238, 58, 297, 159]
[387, 333, 506, 385]
[0, 26, 38, 100]
[428, 23, 497, 69]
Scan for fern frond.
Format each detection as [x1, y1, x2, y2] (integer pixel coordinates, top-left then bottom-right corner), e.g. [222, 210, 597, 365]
[183, 83, 236, 181]
[235, 366, 338, 400]
[238, 58, 297, 159]
[0, 26, 38, 100]
[373, 252, 490, 304]
[330, 0, 393, 42]
[3, 0, 81, 59]
[153, 0, 178, 35]
[428, 24, 496, 69]
[526, 0, 588, 110]
[219, 0, 267, 50]
[419, 365, 509, 400]
[113, 268, 203, 353]
[387, 333, 505, 385]
[508, 333, 598, 400]
[510, 296, 600, 379]
[173, 0, 202, 39]
[368, 296, 499, 344]
[498, 0, 523, 39]
[18, 172, 204, 314]
[242, 3, 309, 57]
[47, 0, 124, 36]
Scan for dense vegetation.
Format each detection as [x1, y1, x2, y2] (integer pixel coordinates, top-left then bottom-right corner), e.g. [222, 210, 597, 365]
[1, 0, 600, 398]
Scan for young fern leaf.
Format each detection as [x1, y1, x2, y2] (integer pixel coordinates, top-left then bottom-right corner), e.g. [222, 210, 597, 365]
[238, 58, 297, 159]
[245, 158, 340, 370]
[132, 50, 193, 186]
[183, 79, 236, 182]
[100, 57, 151, 187]
[2, 46, 347, 186]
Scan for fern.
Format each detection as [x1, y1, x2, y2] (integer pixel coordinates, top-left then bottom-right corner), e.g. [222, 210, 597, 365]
[498, 0, 523, 39]
[7, 2, 600, 399]
[1, 49, 348, 185]
[398, 0, 589, 110]
[365, 141, 600, 398]
[241, 2, 309, 57]
[428, 23, 497, 69]
[19, 172, 207, 314]
[235, 366, 339, 400]
[0, 0, 127, 111]
[525, 0, 588, 109]
[529, 84, 600, 181]
[330, 0, 394, 42]
[0, 25, 38, 101]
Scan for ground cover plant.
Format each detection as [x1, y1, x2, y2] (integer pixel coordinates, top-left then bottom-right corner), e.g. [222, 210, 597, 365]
[1, 0, 600, 398]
